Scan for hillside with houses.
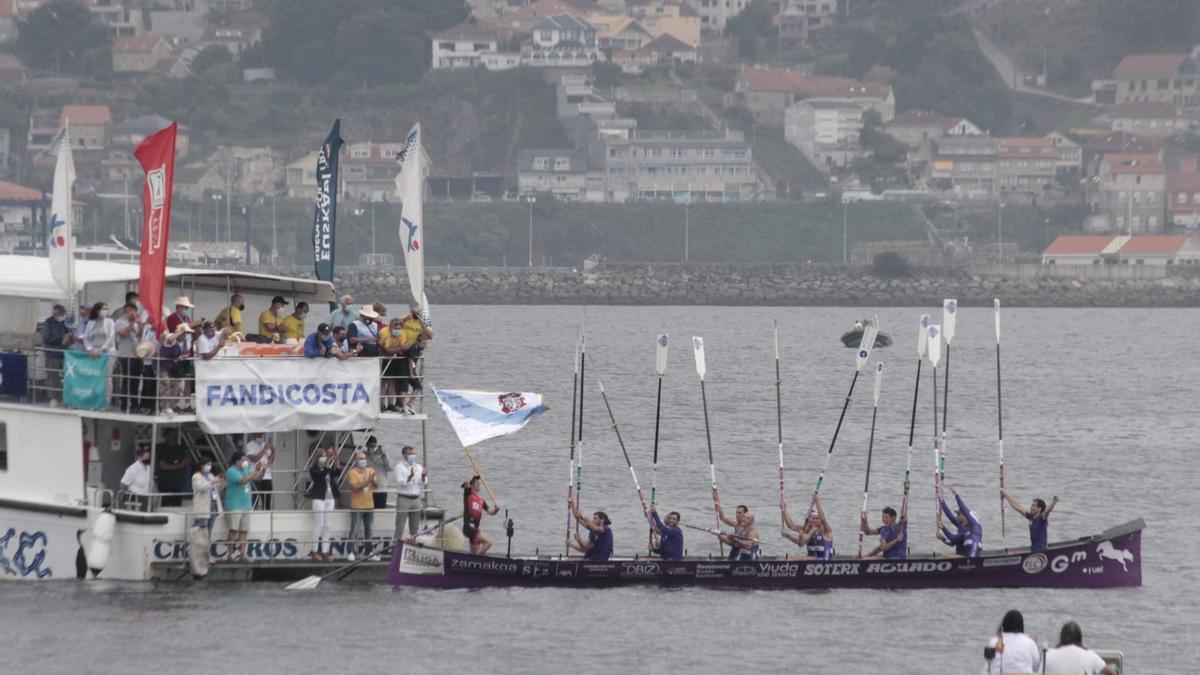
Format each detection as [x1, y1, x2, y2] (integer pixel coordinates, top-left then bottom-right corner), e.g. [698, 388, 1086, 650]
[0, 0, 1198, 268]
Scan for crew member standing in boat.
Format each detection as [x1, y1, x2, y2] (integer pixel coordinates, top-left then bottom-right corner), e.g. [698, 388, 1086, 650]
[781, 495, 833, 560]
[716, 503, 760, 561]
[568, 501, 614, 561]
[937, 486, 982, 557]
[1001, 489, 1058, 552]
[862, 506, 906, 559]
[462, 475, 500, 555]
[647, 504, 683, 560]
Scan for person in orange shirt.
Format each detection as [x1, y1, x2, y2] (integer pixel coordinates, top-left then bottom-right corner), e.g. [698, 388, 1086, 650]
[345, 450, 378, 561]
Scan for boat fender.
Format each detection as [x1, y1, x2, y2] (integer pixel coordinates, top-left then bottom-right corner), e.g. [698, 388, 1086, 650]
[417, 522, 468, 552]
[85, 510, 116, 576]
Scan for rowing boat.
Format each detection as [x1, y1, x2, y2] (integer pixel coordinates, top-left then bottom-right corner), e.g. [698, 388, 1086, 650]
[387, 519, 1143, 590]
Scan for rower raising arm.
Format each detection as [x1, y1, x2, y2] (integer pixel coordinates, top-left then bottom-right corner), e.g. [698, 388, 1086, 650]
[862, 506, 906, 559]
[1002, 489, 1059, 552]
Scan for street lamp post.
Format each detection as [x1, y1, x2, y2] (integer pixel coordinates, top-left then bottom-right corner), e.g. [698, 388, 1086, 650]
[526, 196, 536, 267]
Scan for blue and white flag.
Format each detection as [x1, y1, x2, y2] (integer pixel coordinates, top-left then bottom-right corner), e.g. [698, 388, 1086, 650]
[48, 124, 76, 296]
[395, 123, 425, 308]
[433, 387, 546, 448]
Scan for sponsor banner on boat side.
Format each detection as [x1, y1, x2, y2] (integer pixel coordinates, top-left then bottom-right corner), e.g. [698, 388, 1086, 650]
[400, 546, 444, 576]
[581, 563, 612, 578]
[620, 562, 660, 578]
[983, 555, 1022, 568]
[195, 358, 380, 434]
[520, 561, 554, 579]
[151, 537, 391, 562]
[555, 562, 578, 579]
[694, 563, 728, 579]
[1023, 553, 1048, 574]
[1051, 550, 1088, 574]
[447, 556, 517, 575]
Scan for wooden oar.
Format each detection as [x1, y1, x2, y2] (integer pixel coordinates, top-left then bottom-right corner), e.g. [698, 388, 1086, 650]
[575, 329, 586, 538]
[940, 299, 957, 494]
[692, 335, 723, 555]
[926, 323, 943, 542]
[285, 550, 377, 591]
[774, 320, 785, 529]
[598, 379, 650, 520]
[900, 315, 929, 525]
[856, 362, 884, 558]
[808, 317, 878, 516]
[649, 333, 668, 552]
[566, 328, 580, 556]
[994, 299, 1007, 538]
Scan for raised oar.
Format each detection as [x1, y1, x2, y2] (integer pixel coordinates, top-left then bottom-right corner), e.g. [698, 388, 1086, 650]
[927, 323, 943, 541]
[994, 299, 1007, 538]
[941, 299, 957, 492]
[649, 334, 668, 552]
[900, 315, 930, 525]
[575, 330, 586, 538]
[856, 361, 885, 558]
[774, 320, 785, 529]
[692, 335, 723, 556]
[566, 328, 581, 556]
[809, 317, 879, 516]
[598, 380, 651, 523]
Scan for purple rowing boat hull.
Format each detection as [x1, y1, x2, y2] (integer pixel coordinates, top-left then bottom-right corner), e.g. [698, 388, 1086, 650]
[388, 519, 1143, 590]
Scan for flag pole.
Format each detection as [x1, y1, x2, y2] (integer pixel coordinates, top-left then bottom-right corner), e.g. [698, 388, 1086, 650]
[463, 445, 499, 507]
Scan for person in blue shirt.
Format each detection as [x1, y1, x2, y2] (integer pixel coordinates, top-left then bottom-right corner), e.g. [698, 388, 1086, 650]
[937, 486, 983, 557]
[862, 506, 907, 559]
[647, 504, 683, 560]
[1002, 489, 1059, 552]
[567, 501, 613, 561]
[303, 323, 334, 358]
[781, 494, 834, 560]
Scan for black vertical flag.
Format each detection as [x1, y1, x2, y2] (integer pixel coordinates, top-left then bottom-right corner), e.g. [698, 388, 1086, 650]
[312, 119, 343, 283]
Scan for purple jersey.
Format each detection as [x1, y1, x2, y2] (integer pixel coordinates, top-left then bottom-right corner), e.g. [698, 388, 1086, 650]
[1026, 512, 1048, 551]
[879, 522, 906, 559]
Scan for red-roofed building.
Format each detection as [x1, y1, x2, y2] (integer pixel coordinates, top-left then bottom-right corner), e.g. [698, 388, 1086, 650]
[1167, 164, 1200, 229]
[112, 35, 172, 73]
[736, 66, 894, 127]
[1111, 53, 1199, 106]
[60, 105, 112, 151]
[1093, 153, 1167, 233]
[1041, 234, 1122, 265]
[0, 179, 48, 246]
[1079, 131, 1162, 176]
[1117, 234, 1200, 265]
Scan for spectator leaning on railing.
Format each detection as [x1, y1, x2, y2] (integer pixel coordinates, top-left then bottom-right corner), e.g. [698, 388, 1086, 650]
[304, 323, 334, 358]
[332, 326, 361, 360]
[194, 321, 226, 361]
[348, 305, 381, 357]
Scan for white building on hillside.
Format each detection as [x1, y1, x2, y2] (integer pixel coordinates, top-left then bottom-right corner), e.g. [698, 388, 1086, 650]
[784, 98, 866, 171]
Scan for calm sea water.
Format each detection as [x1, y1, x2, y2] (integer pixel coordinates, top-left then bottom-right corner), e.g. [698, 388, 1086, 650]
[4, 305, 1196, 673]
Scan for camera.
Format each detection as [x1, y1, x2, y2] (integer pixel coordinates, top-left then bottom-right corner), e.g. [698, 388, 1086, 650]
[983, 646, 996, 661]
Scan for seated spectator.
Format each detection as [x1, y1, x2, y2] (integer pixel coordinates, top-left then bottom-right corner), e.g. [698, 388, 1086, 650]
[165, 296, 200, 334]
[304, 323, 334, 358]
[348, 306, 380, 357]
[332, 326, 362, 360]
[155, 429, 192, 506]
[1043, 621, 1117, 674]
[160, 323, 194, 413]
[325, 294, 356, 330]
[346, 450, 378, 561]
[214, 293, 245, 333]
[379, 317, 406, 412]
[282, 302, 309, 343]
[257, 296, 289, 343]
[119, 446, 153, 511]
[194, 321, 225, 361]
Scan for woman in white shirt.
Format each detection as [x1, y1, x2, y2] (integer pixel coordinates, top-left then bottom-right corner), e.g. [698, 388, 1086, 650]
[1043, 621, 1116, 674]
[82, 302, 117, 405]
[987, 609, 1041, 673]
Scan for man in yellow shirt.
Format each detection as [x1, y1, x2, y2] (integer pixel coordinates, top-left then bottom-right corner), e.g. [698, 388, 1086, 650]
[398, 302, 433, 350]
[257, 295, 289, 343]
[379, 316, 406, 412]
[281, 302, 308, 343]
[346, 450, 378, 561]
[214, 294, 244, 333]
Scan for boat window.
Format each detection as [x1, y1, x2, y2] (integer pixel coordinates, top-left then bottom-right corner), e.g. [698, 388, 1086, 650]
[0, 421, 7, 472]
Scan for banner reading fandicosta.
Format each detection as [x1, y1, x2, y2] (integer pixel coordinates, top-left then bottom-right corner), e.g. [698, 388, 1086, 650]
[194, 358, 381, 434]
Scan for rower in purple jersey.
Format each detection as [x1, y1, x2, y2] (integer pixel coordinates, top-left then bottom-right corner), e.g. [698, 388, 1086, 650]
[716, 502, 760, 561]
[937, 486, 983, 557]
[861, 506, 907, 559]
[781, 495, 834, 560]
[1001, 489, 1059, 552]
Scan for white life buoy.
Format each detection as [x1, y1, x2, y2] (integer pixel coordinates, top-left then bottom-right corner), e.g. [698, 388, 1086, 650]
[417, 522, 467, 552]
[85, 511, 116, 575]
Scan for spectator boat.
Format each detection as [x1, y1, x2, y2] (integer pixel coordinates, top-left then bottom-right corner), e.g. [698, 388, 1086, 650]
[841, 321, 893, 348]
[0, 255, 432, 582]
[387, 519, 1143, 590]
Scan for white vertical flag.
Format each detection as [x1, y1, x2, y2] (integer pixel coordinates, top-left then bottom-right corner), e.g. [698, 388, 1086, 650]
[395, 123, 424, 308]
[48, 124, 76, 296]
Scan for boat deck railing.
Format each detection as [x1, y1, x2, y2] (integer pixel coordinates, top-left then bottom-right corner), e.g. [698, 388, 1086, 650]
[5, 347, 425, 418]
[107, 487, 436, 516]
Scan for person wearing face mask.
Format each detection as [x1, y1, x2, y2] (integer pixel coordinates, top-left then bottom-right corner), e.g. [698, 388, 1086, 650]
[348, 306, 381, 358]
[223, 450, 267, 561]
[190, 458, 225, 579]
[364, 437, 392, 510]
[40, 304, 71, 387]
[346, 450, 379, 561]
[83, 302, 118, 405]
[325, 294, 357, 330]
[305, 447, 341, 561]
[165, 296, 200, 334]
[258, 296, 289, 344]
[155, 429, 192, 507]
[378, 319, 406, 412]
[194, 321, 226, 361]
[214, 293, 245, 334]
[282, 301, 309, 343]
[119, 447, 154, 511]
[394, 445, 427, 542]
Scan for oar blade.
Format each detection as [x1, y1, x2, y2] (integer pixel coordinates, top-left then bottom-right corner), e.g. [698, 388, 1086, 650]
[872, 361, 884, 406]
[942, 298, 958, 344]
[773, 320, 780, 360]
[993, 298, 1001, 344]
[285, 575, 322, 591]
[855, 318, 879, 371]
[656, 334, 669, 376]
[927, 324, 942, 368]
[917, 314, 930, 358]
[692, 336, 706, 380]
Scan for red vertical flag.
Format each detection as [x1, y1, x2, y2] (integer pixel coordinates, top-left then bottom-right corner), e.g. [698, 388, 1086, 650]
[133, 122, 177, 333]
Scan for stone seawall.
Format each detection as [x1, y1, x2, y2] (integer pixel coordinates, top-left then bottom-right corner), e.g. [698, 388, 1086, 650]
[256, 264, 1200, 307]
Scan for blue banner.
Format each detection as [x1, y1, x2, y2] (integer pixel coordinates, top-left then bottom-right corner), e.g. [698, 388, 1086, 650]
[0, 352, 28, 397]
[64, 351, 108, 410]
[312, 119, 344, 284]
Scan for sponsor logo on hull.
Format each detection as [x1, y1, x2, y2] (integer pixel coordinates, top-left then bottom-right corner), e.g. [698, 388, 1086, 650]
[400, 546, 444, 576]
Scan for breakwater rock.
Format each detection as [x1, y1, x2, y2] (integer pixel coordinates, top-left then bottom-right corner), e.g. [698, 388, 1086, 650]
[259, 263, 1200, 307]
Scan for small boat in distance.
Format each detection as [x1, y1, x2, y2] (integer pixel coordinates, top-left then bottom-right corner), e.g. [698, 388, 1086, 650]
[842, 319, 893, 348]
[387, 519, 1144, 590]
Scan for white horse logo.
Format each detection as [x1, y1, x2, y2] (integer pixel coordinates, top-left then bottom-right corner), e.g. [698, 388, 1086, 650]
[1097, 541, 1134, 572]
